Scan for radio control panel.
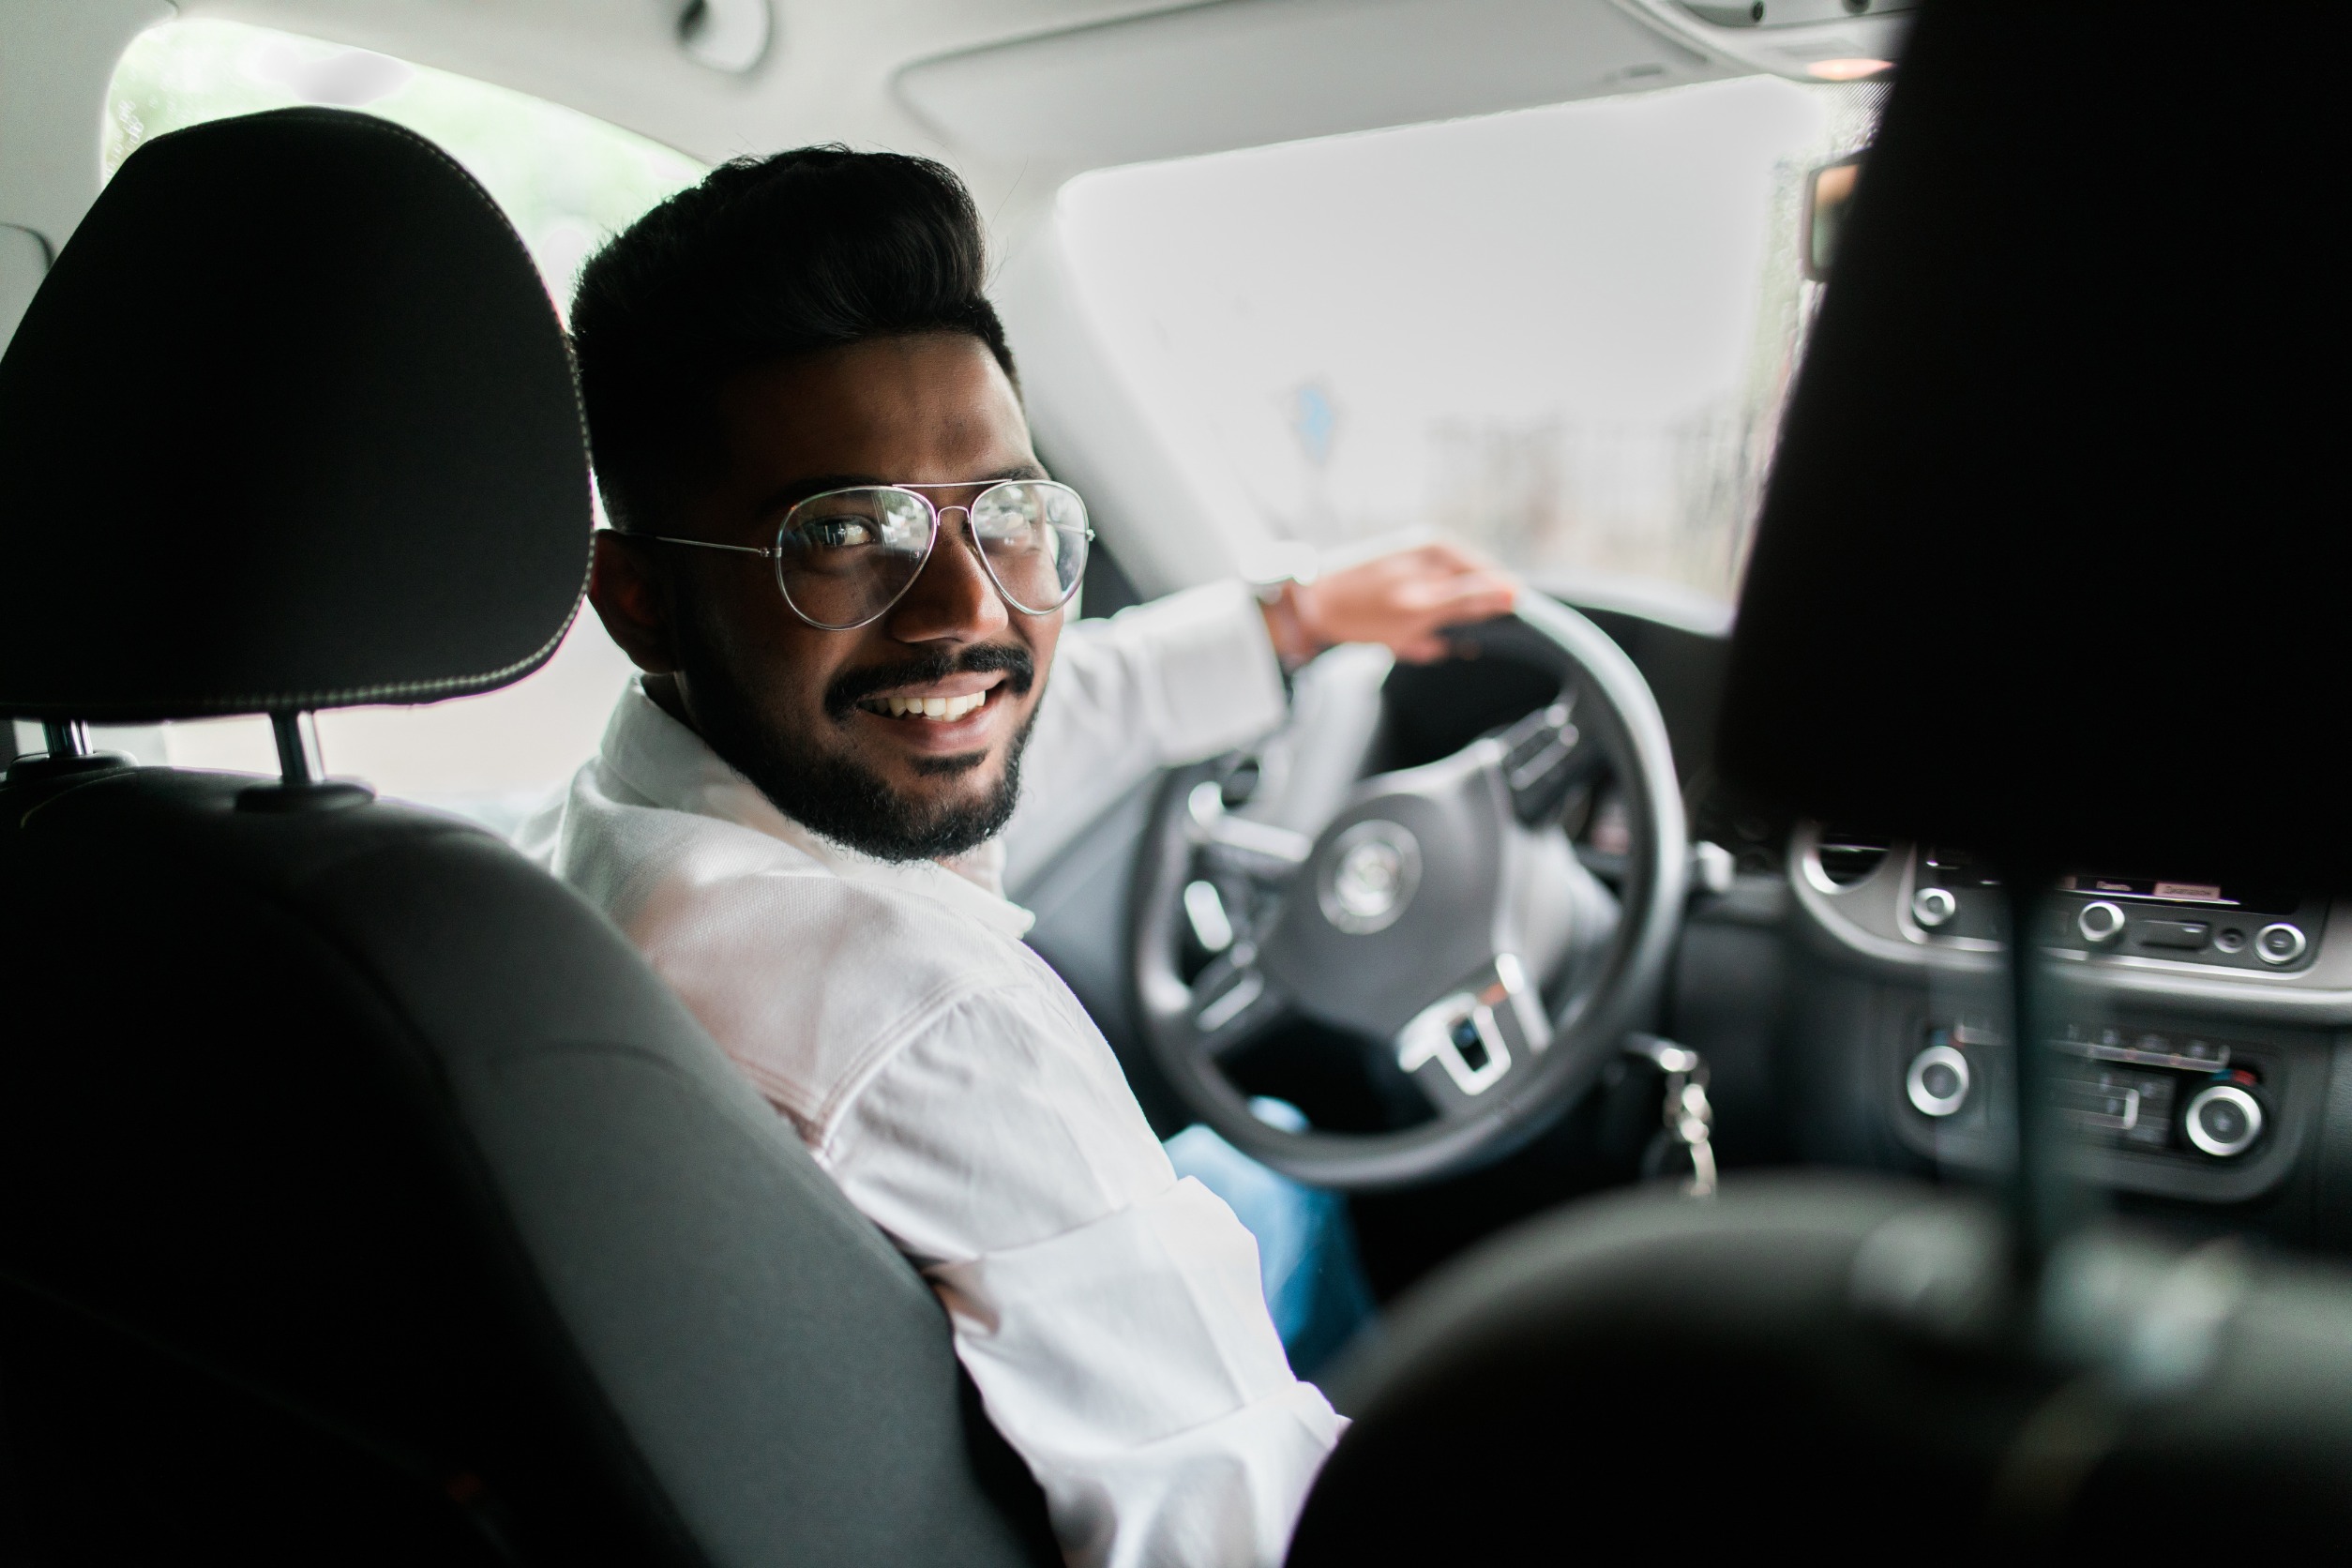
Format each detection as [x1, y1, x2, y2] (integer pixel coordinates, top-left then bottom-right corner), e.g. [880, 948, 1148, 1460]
[1899, 848, 2327, 972]
[1889, 1015, 2314, 1203]
[1787, 825, 2345, 1217]
[2042, 875, 2324, 974]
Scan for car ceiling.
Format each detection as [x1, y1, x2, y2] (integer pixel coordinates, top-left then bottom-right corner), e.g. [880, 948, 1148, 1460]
[4, 0, 1902, 355]
[173, 0, 1853, 238]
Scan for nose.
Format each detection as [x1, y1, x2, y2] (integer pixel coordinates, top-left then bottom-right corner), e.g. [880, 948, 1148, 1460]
[882, 506, 1009, 644]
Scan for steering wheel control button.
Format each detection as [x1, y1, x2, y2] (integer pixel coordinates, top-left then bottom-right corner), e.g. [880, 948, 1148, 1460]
[2138, 918, 2210, 950]
[1448, 1016, 1491, 1073]
[1193, 969, 1265, 1034]
[2076, 900, 2128, 944]
[1318, 820, 1423, 934]
[1397, 995, 1512, 1096]
[2184, 1083, 2264, 1157]
[1906, 1043, 1970, 1118]
[1909, 885, 1958, 929]
[2254, 922, 2308, 966]
[1182, 880, 1235, 954]
[1394, 956, 1550, 1101]
[1497, 701, 1587, 824]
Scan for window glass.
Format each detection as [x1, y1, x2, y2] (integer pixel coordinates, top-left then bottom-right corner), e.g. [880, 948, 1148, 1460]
[1056, 77, 1881, 617]
[100, 21, 703, 825]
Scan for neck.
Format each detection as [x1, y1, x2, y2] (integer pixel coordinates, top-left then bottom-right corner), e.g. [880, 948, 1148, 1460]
[642, 671, 698, 736]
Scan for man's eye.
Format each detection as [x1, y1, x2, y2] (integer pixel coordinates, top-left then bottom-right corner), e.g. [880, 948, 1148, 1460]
[800, 518, 875, 550]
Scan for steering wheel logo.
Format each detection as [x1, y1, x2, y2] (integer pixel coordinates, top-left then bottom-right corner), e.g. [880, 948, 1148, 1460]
[1318, 820, 1424, 934]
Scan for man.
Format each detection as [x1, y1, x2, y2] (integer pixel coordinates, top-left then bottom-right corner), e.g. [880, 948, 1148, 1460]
[520, 147, 1515, 1568]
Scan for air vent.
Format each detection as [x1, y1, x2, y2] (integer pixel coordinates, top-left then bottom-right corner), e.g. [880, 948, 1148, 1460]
[1815, 832, 1890, 887]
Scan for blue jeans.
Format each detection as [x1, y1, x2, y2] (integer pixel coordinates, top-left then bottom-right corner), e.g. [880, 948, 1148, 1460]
[1164, 1105, 1377, 1381]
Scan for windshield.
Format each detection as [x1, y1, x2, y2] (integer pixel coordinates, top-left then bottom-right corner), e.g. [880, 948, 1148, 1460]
[1054, 76, 1882, 617]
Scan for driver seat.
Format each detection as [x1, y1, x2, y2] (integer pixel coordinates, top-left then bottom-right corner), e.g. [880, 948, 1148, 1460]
[0, 109, 1055, 1566]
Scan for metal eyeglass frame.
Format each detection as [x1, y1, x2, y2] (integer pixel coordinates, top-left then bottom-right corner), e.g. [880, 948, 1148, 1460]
[635, 478, 1094, 631]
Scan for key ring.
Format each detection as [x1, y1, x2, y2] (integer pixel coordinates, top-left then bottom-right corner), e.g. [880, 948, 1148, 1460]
[1626, 1034, 1717, 1198]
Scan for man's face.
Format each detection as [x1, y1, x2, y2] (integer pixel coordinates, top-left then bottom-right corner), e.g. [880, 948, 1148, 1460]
[595, 332, 1063, 860]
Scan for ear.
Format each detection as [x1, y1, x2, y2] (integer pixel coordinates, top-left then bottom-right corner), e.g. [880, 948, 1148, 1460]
[587, 531, 683, 674]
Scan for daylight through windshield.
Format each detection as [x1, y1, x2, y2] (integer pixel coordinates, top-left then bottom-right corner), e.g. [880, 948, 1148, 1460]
[1055, 77, 1882, 612]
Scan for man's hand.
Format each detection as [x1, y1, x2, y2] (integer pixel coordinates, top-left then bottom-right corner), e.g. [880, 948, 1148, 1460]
[1260, 540, 1518, 667]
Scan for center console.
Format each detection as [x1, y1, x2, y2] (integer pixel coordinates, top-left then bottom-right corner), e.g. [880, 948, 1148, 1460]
[1786, 822, 2352, 1227]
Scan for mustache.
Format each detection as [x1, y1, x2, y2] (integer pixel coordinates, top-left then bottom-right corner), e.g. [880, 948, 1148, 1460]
[822, 643, 1036, 721]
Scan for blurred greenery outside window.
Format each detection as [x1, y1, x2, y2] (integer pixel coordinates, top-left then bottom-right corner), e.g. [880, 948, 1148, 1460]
[88, 20, 705, 820]
[107, 19, 705, 318]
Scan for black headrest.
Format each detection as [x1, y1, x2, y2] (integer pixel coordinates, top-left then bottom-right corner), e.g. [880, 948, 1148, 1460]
[0, 109, 590, 722]
[1718, 4, 2344, 888]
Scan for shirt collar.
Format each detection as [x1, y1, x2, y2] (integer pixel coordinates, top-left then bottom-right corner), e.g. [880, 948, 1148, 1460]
[596, 680, 1037, 941]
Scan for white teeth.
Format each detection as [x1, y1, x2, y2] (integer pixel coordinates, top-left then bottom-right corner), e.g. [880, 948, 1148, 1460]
[874, 690, 988, 720]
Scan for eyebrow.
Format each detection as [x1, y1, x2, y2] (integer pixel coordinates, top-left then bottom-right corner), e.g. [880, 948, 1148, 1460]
[750, 463, 1051, 519]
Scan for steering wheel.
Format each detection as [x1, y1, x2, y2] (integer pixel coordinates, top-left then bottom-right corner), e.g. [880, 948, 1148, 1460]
[1131, 596, 1688, 1189]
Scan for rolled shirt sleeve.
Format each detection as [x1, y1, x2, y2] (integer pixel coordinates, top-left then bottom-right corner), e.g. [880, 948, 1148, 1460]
[817, 969, 1345, 1568]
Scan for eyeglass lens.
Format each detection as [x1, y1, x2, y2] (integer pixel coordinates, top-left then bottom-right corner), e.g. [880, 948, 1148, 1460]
[774, 481, 1089, 629]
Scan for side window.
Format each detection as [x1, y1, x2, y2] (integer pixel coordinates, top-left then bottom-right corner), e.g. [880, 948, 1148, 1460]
[95, 21, 704, 829]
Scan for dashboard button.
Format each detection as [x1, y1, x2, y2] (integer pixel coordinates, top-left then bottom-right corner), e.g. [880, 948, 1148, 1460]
[2077, 901, 2127, 944]
[1906, 1043, 1970, 1118]
[2139, 919, 2209, 950]
[2215, 927, 2248, 954]
[2184, 1083, 2263, 1156]
[2254, 923, 2308, 966]
[1910, 886, 1958, 929]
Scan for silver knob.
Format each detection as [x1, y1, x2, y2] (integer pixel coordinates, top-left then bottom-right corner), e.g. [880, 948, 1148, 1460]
[2254, 923, 2308, 966]
[2183, 1083, 2263, 1157]
[1910, 886, 1958, 929]
[1906, 1044, 1970, 1117]
[2077, 900, 2127, 944]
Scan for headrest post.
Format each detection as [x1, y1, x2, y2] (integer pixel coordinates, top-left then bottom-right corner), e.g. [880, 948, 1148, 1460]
[271, 712, 324, 790]
[42, 721, 88, 759]
[2000, 868, 2089, 1293]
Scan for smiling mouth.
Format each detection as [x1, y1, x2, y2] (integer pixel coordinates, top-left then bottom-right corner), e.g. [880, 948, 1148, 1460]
[860, 689, 992, 721]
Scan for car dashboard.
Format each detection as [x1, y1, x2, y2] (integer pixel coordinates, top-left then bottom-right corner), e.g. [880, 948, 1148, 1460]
[1017, 601, 2352, 1292]
[1784, 823, 2352, 1239]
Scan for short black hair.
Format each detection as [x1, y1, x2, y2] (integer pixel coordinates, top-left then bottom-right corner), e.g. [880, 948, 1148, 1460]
[569, 145, 1017, 532]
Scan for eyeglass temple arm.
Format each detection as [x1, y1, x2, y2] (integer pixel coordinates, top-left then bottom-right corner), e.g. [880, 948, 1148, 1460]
[636, 534, 776, 559]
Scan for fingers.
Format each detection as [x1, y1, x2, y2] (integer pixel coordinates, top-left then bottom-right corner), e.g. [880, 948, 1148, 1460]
[1389, 633, 1458, 665]
[1396, 538, 1503, 579]
[1383, 579, 1515, 664]
[1406, 571, 1517, 621]
[1282, 539, 1521, 662]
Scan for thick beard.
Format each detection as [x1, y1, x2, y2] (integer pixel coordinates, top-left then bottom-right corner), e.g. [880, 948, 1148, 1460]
[676, 635, 1038, 864]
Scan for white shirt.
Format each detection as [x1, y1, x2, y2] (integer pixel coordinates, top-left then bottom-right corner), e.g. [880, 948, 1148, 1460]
[516, 580, 1344, 1568]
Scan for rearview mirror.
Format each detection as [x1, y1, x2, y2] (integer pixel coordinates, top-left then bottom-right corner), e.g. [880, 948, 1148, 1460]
[1802, 153, 1862, 282]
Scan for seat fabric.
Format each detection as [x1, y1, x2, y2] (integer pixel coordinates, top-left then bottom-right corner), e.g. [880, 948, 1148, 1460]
[0, 766, 1058, 1567]
[1290, 1176, 2352, 1561]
